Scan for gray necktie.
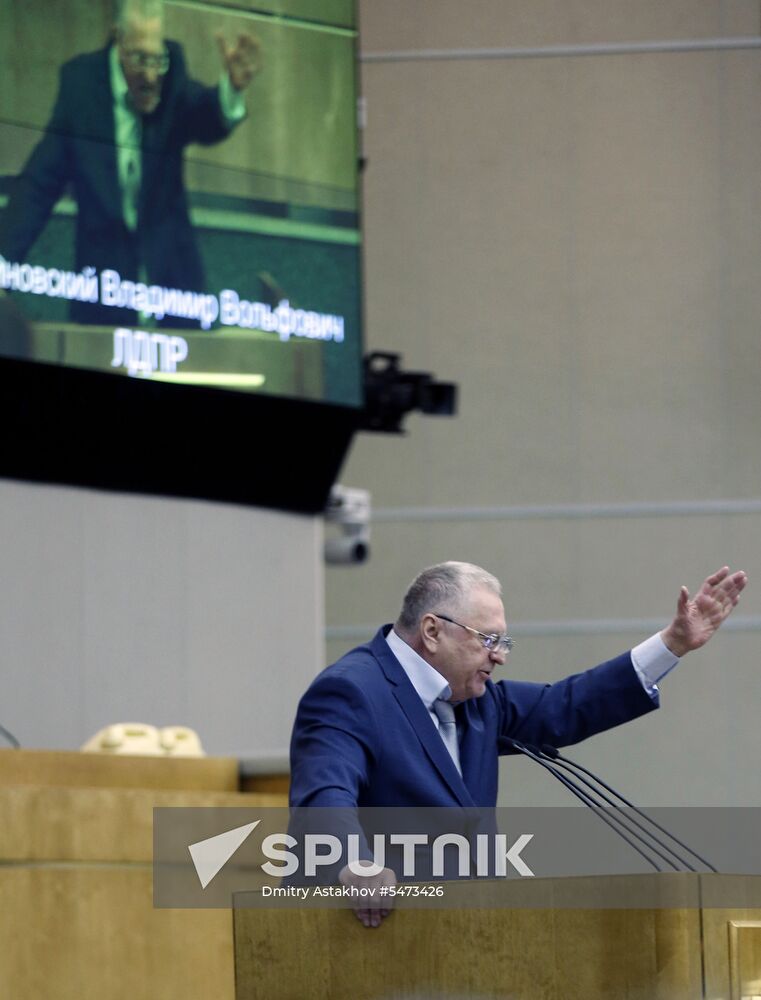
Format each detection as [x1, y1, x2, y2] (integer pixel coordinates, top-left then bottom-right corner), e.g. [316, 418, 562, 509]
[433, 698, 461, 775]
[121, 97, 142, 232]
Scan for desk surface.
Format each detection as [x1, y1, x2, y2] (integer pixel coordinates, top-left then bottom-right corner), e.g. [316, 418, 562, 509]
[0, 747, 240, 791]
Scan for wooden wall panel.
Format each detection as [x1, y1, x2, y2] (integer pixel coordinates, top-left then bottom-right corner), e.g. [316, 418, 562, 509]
[234, 892, 705, 1000]
[0, 868, 235, 1000]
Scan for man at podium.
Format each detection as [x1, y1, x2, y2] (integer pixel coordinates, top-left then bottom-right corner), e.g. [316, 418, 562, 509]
[0, 0, 261, 327]
[290, 561, 747, 926]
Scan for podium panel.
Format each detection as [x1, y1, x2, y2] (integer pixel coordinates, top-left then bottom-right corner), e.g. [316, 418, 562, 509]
[233, 876, 761, 1000]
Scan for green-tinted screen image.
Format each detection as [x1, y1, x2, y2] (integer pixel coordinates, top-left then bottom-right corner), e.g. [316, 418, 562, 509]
[0, 0, 362, 408]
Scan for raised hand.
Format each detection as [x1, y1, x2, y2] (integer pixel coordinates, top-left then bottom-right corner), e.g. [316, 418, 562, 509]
[216, 31, 262, 91]
[661, 566, 747, 657]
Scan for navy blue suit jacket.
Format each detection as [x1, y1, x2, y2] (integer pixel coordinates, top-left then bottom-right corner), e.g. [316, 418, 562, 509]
[290, 626, 658, 811]
[0, 42, 231, 325]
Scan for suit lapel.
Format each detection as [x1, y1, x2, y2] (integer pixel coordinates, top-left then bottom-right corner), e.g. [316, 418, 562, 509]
[371, 630, 476, 807]
[87, 48, 122, 223]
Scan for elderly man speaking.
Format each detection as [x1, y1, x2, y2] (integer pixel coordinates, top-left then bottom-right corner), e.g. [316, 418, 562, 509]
[0, 0, 261, 327]
[289, 561, 747, 926]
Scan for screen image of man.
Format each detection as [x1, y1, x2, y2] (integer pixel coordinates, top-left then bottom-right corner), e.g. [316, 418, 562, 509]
[289, 561, 747, 926]
[0, 0, 260, 327]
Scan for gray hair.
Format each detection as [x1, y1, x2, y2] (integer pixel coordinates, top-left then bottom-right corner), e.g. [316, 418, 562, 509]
[114, 0, 163, 33]
[395, 561, 502, 634]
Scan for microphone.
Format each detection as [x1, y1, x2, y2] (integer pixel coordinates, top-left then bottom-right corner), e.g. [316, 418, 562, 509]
[505, 737, 665, 872]
[0, 722, 20, 749]
[525, 742, 692, 872]
[539, 743, 716, 873]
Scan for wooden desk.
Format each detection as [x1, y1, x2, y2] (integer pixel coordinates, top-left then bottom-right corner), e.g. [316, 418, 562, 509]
[0, 749, 287, 1000]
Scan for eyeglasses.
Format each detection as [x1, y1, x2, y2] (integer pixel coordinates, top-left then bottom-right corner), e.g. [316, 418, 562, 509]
[433, 614, 515, 654]
[121, 49, 170, 74]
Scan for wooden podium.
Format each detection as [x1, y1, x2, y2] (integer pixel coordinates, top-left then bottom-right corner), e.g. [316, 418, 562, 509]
[0, 749, 286, 1000]
[233, 874, 761, 1000]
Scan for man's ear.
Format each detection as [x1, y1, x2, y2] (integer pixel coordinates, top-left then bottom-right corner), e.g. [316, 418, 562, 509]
[419, 613, 440, 654]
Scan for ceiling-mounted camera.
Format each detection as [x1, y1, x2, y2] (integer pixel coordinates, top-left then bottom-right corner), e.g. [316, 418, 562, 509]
[324, 485, 371, 565]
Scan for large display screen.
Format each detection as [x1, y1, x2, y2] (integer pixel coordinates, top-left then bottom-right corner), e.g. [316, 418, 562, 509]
[0, 0, 362, 511]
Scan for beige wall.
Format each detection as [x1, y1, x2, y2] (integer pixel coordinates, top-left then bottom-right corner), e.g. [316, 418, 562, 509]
[326, 0, 761, 806]
[0, 479, 323, 758]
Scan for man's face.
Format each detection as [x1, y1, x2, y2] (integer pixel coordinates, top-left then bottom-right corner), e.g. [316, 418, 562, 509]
[118, 16, 165, 115]
[427, 586, 508, 702]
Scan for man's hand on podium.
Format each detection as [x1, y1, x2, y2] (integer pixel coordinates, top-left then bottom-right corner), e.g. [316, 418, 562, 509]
[339, 861, 397, 929]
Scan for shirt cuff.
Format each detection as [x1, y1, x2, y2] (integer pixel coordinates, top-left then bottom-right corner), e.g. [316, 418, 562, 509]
[631, 632, 680, 700]
[218, 73, 246, 125]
